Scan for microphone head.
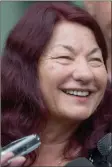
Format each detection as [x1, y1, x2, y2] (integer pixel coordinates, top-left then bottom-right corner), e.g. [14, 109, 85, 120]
[97, 133, 112, 156]
[65, 157, 94, 167]
[107, 149, 112, 164]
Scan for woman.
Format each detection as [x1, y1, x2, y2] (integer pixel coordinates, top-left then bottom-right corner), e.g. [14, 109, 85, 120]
[1, 2, 112, 166]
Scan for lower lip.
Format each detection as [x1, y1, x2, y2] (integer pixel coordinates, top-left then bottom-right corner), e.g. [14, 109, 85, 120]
[64, 92, 90, 102]
[73, 95, 89, 102]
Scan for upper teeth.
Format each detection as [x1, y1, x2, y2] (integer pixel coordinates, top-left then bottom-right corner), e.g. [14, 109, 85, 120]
[65, 90, 89, 96]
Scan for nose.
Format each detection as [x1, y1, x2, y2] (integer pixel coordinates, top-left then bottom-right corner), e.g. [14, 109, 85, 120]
[72, 58, 94, 84]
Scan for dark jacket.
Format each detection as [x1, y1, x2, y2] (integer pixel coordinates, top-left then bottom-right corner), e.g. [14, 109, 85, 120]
[88, 148, 111, 167]
[88, 89, 112, 167]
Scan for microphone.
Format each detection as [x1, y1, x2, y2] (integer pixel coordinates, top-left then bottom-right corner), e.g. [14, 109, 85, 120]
[97, 133, 112, 156]
[97, 133, 112, 166]
[107, 149, 112, 166]
[65, 157, 95, 167]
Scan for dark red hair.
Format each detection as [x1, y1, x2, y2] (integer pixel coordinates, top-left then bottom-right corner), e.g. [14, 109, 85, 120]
[1, 2, 111, 166]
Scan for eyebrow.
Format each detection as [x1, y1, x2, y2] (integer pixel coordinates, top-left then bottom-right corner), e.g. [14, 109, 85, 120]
[87, 48, 101, 57]
[62, 45, 101, 56]
[51, 44, 76, 54]
[61, 44, 76, 54]
[51, 44, 101, 56]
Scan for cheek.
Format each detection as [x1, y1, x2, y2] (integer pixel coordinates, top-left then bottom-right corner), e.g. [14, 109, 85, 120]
[93, 67, 108, 90]
[38, 63, 66, 112]
[38, 63, 63, 92]
[41, 62, 67, 84]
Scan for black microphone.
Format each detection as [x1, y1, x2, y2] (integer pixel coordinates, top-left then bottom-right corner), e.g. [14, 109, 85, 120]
[107, 149, 112, 166]
[97, 133, 112, 156]
[65, 157, 95, 167]
[97, 133, 112, 166]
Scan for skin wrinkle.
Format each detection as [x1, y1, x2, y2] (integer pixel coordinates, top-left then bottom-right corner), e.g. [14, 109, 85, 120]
[38, 21, 107, 121]
[34, 21, 108, 165]
[1, 2, 110, 166]
[84, 1, 112, 82]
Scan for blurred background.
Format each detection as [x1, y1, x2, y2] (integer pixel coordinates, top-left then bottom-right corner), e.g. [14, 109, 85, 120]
[0, 1, 83, 52]
[0, 1, 112, 85]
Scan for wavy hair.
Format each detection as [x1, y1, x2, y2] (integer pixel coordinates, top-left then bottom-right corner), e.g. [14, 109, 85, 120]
[1, 2, 111, 166]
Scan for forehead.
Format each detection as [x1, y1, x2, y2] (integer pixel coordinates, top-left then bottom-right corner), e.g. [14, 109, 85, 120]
[47, 21, 99, 54]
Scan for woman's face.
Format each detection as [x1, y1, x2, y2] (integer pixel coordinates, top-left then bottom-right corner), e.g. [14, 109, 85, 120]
[38, 21, 107, 121]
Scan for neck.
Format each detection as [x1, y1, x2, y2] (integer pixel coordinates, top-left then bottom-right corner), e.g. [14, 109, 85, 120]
[33, 117, 80, 166]
[40, 116, 79, 144]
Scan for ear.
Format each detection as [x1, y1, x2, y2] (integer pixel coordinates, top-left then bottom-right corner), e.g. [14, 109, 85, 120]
[83, 1, 96, 17]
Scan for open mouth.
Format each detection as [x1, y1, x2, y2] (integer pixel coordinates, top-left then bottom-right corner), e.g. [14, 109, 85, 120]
[62, 90, 91, 97]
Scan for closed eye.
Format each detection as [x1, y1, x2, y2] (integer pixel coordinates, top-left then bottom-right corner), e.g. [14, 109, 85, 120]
[51, 55, 73, 65]
[89, 57, 104, 67]
[90, 58, 103, 62]
[57, 56, 73, 60]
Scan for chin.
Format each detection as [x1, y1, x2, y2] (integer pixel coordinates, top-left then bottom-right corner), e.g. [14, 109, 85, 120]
[64, 110, 93, 121]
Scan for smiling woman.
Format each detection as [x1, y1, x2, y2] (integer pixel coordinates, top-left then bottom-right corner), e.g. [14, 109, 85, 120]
[38, 21, 107, 121]
[1, 2, 112, 167]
